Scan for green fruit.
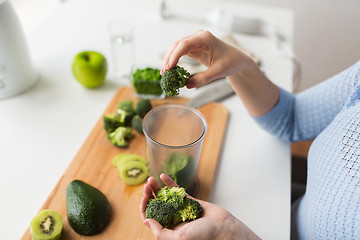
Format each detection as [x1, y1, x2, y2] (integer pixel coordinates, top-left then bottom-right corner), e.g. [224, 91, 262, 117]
[30, 209, 63, 240]
[112, 153, 146, 168]
[118, 154, 147, 170]
[120, 160, 149, 185]
[112, 153, 130, 167]
[66, 180, 111, 236]
[72, 51, 107, 88]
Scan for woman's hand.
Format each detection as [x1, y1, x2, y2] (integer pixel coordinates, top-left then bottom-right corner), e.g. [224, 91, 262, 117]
[162, 30, 279, 117]
[140, 174, 261, 240]
[161, 30, 254, 89]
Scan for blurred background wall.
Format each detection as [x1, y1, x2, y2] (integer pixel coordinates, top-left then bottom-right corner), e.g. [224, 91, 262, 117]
[10, 0, 360, 91]
[237, 0, 360, 91]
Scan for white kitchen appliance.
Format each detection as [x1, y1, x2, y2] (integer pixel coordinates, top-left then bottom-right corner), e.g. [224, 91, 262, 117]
[0, 0, 38, 99]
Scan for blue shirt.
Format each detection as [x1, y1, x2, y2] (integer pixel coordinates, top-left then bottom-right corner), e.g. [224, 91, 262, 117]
[254, 60, 360, 239]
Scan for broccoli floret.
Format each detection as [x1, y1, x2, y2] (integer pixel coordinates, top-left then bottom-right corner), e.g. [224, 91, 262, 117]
[103, 114, 124, 133]
[160, 65, 190, 96]
[145, 186, 203, 228]
[118, 99, 134, 113]
[117, 100, 135, 126]
[145, 199, 177, 228]
[157, 186, 187, 209]
[132, 67, 163, 95]
[107, 126, 132, 147]
[134, 98, 152, 118]
[131, 115, 143, 134]
[174, 197, 203, 223]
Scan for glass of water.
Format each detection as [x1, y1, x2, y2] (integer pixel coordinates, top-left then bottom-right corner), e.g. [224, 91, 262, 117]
[108, 21, 135, 84]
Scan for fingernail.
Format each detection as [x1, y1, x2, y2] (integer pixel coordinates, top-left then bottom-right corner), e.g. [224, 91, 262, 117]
[144, 220, 150, 228]
[186, 81, 195, 89]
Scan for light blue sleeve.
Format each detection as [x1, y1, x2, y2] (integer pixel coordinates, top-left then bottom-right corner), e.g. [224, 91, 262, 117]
[253, 60, 360, 143]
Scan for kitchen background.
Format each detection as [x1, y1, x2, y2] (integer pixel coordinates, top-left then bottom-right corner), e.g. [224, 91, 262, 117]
[10, 0, 360, 92]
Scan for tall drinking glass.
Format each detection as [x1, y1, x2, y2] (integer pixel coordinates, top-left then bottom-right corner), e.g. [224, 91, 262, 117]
[143, 104, 207, 195]
[108, 21, 134, 84]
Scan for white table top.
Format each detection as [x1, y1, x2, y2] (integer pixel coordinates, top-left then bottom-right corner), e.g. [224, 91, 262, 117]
[0, 0, 293, 239]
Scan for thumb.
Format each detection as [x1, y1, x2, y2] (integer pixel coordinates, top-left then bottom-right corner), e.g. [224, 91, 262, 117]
[144, 219, 174, 239]
[186, 69, 221, 88]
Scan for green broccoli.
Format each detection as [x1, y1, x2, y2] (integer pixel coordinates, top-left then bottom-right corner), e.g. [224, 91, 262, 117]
[117, 100, 135, 126]
[107, 126, 132, 147]
[157, 186, 187, 209]
[160, 65, 190, 96]
[145, 186, 203, 228]
[103, 114, 124, 133]
[145, 199, 177, 228]
[174, 197, 203, 223]
[132, 67, 163, 96]
[131, 115, 143, 134]
[134, 98, 152, 118]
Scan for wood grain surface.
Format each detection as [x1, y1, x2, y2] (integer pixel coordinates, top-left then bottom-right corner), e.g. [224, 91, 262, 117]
[21, 86, 229, 240]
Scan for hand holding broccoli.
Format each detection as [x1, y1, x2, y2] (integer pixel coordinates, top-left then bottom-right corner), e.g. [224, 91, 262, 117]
[161, 30, 253, 89]
[140, 174, 261, 240]
[160, 65, 190, 96]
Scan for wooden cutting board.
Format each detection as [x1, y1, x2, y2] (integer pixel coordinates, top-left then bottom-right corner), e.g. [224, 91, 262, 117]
[21, 86, 229, 240]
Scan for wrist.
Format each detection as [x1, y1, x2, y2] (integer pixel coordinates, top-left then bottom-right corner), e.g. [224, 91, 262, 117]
[213, 213, 261, 240]
[227, 56, 280, 117]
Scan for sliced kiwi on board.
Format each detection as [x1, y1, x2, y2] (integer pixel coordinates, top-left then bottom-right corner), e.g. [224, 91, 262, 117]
[112, 153, 129, 167]
[117, 154, 147, 170]
[112, 153, 146, 168]
[112, 153, 149, 185]
[120, 160, 149, 185]
[30, 209, 63, 240]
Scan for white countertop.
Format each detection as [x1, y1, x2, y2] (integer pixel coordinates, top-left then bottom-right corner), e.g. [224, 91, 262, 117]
[0, 0, 293, 239]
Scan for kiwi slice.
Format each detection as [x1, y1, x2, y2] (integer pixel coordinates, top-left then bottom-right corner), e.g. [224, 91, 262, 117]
[120, 160, 149, 185]
[112, 153, 146, 169]
[30, 209, 63, 240]
[112, 153, 129, 167]
[117, 154, 146, 170]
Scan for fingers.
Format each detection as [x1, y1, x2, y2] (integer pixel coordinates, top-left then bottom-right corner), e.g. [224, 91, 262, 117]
[140, 182, 154, 220]
[160, 173, 179, 188]
[186, 68, 221, 88]
[144, 219, 174, 240]
[140, 176, 162, 220]
[161, 30, 204, 74]
[161, 30, 210, 74]
[148, 176, 162, 193]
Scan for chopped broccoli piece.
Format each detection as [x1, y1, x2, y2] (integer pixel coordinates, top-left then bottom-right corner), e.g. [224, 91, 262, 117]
[157, 186, 187, 209]
[118, 99, 134, 113]
[134, 98, 152, 118]
[132, 67, 163, 95]
[103, 114, 124, 133]
[174, 197, 203, 223]
[160, 65, 190, 96]
[117, 100, 135, 126]
[145, 186, 203, 228]
[145, 199, 177, 228]
[131, 115, 143, 134]
[107, 126, 132, 147]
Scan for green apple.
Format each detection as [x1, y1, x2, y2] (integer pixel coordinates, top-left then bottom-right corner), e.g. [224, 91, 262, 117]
[72, 51, 108, 88]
